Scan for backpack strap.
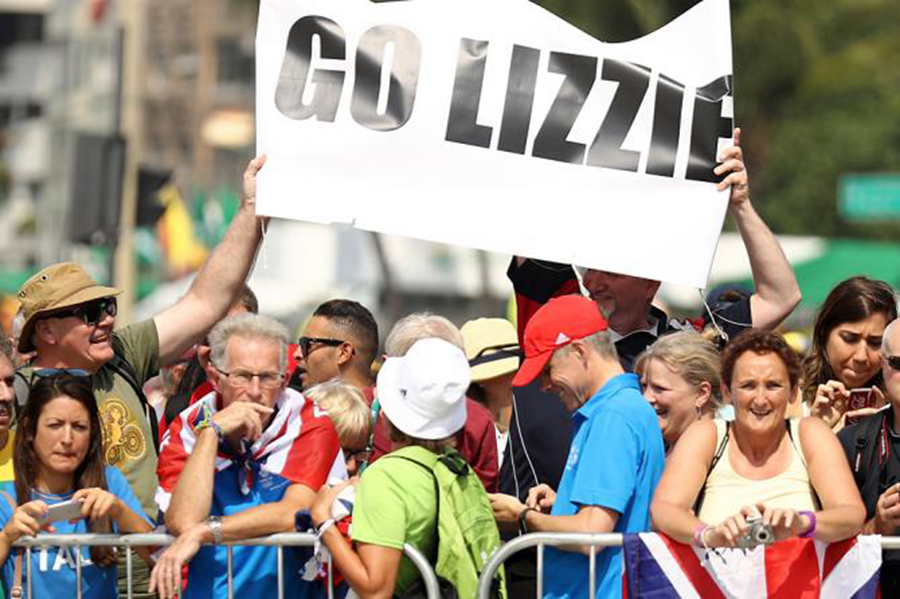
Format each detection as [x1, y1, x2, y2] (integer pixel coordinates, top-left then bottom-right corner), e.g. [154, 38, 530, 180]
[0, 491, 23, 598]
[693, 421, 729, 515]
[384, 453, 442, 565]
[107, 344, 159, 455]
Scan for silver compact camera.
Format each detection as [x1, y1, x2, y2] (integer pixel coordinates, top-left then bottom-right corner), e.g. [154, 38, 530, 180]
[735, 517, 775, 549]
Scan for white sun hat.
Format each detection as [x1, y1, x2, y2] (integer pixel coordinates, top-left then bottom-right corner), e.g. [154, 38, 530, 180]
[376, 337, 470, 440]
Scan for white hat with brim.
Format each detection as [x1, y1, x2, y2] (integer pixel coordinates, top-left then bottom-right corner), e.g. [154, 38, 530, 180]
[376, 338, 470, 440]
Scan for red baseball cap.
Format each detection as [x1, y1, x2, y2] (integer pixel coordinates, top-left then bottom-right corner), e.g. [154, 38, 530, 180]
[512, 295, 609, 387]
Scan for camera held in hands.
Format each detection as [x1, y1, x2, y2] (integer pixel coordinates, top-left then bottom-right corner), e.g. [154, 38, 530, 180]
[735, 517, 775, 549]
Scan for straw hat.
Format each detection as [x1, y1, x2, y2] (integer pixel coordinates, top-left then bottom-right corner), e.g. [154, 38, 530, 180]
[461, 318, 521, 383]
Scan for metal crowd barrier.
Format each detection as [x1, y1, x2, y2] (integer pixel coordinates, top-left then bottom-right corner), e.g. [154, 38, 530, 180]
[478, 532, 622, 599]
[477, 532, 900, 599]
[13, 532, 441, 599]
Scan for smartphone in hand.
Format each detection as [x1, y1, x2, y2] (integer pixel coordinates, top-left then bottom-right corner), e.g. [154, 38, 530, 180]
[845, 388, 876, 425]
[37, 499, 85, 526]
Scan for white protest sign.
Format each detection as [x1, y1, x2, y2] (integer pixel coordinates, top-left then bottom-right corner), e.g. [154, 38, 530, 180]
[255, 0, 734, 288]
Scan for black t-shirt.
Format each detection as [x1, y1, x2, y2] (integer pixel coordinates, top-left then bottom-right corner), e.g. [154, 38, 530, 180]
[498, 382, 573, 504]
[838, 409, 900, 591]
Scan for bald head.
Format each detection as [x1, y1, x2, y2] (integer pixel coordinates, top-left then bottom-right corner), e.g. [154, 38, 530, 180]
[883, 318, 900, 357]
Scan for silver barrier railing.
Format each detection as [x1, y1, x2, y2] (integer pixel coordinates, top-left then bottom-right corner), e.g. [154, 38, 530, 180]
[13, 532, 441, 599]
[478, 532, 900, 599]
[478, 532, 623, 599]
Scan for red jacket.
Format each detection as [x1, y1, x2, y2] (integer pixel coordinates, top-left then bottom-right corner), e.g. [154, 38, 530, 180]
[363, 387, 499, 492]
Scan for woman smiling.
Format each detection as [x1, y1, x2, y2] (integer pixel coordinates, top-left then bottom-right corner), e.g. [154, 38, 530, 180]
[635, 331, 721, 452]
[651, 330, 865, 548]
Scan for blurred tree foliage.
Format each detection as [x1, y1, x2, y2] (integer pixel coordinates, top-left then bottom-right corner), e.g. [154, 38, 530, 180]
[534, 0, 900, 238]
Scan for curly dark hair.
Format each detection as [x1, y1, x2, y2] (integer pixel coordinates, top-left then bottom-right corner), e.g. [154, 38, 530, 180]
[801, 277, 896, 404]
[721, 329, 801, 390]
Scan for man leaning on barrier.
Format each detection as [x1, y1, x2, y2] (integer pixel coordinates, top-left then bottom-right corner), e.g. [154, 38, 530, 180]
[151, 314, 346, 599]
[488, 295, 665, 599]
[839, 317, 900, 594]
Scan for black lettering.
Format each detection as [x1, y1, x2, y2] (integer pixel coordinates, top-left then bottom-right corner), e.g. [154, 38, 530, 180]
[350, 25, 422, 131]
[586, 60, 650, 172]
[532, 52, 596, 164]
[686, 75, 733, 183]
[646, 74, 685, 177]
[445, 39, 493, 148]
[275, 16, 346, 122]
[497, 45, 540, 155]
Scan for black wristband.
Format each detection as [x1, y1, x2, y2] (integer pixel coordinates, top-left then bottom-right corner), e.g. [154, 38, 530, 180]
[518, 507, 536, 535]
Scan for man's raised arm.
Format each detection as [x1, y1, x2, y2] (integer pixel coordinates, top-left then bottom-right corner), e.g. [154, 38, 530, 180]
[717, 128, 801, 330]
[154, 156, 267, 365]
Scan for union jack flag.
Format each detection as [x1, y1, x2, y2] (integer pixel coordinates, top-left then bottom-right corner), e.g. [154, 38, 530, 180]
[623, 533, 881, 598]
[156, 388, 346, 513]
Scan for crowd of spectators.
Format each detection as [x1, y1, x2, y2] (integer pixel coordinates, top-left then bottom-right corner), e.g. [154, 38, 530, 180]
[0, 129, 898, 599]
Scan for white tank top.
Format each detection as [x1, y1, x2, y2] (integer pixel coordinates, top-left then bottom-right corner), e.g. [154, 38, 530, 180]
[697, 419, 819, 524]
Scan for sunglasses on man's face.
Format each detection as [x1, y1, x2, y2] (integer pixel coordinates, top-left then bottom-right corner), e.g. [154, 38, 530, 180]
[53, 297, 117, 326]
[297, 336, 345, 357]
[885, 355, 900, 371]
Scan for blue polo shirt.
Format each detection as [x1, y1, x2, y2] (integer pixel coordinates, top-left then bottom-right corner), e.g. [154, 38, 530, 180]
[184, 465, 313, 599]
[543, 373, 665, 599]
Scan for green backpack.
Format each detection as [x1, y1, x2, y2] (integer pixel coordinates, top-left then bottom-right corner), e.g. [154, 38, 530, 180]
[386, 447, 507, 599]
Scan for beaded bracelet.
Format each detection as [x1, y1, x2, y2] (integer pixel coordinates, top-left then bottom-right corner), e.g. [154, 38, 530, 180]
[692, 524, 711, 548]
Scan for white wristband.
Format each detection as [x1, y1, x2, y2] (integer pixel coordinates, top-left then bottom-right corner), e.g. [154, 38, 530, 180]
[315, 518, 336, 541]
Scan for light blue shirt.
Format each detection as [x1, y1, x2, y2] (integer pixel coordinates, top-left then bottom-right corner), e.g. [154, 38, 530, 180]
[0, 467, 149, 599]
[543, 373, 666, 599]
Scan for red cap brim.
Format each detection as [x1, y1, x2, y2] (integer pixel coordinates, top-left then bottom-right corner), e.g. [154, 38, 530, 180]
[512, 350, 553, 387]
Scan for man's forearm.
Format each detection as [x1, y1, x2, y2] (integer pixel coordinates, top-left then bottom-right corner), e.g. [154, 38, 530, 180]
[524, 508, 613, 535]
[730, 201, 801, 329]
[524, 509, 617, 556]
[206, 483, 314, 541]
[166, 429, 218, 534]
[216, 503, 295, 541]
[188, 206, 260, 318]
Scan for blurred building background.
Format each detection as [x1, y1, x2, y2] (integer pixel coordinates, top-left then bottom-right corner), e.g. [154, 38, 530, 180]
[0, 0, 899, 343]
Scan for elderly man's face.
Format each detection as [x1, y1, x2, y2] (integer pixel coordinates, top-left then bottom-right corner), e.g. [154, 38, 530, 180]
[539, 343, 592, 412]
[882, 325, 900, 405]
[214, 335, 285, 410]
[0, 355, 15, 434]
[39, 297, 117, 372]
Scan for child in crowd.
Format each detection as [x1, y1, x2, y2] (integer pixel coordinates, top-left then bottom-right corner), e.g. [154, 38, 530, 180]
[305, 381, 374, 477]
[302, 381, 375, 599]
